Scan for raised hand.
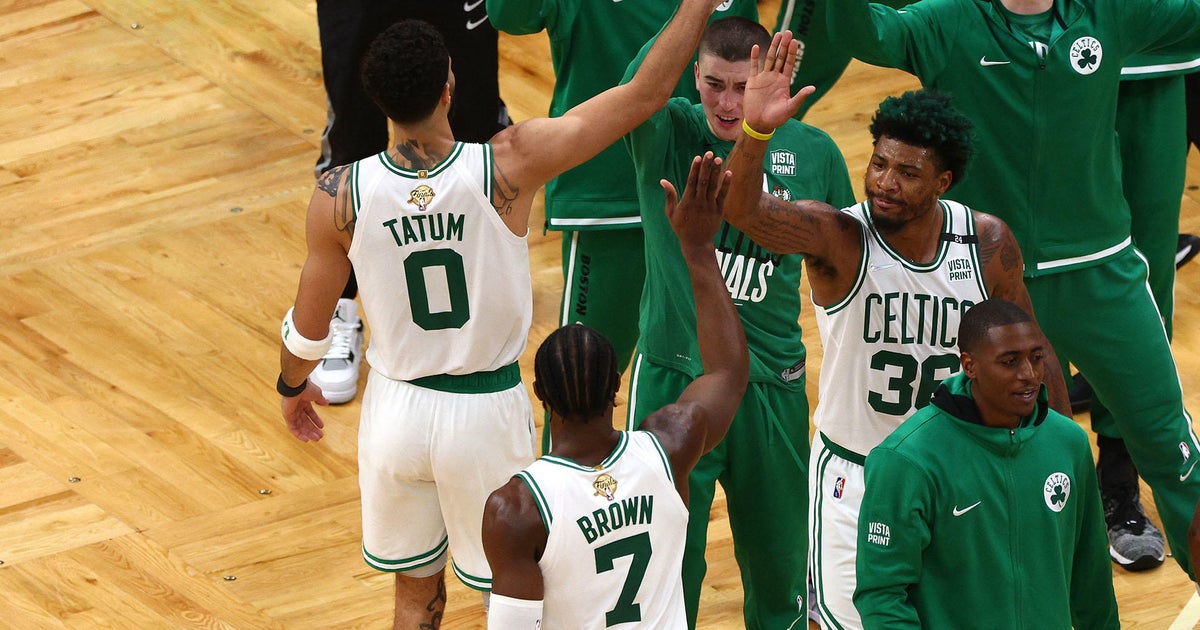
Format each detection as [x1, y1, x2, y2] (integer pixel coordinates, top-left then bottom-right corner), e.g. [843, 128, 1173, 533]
[663, 151, 731, 250]
[743, 30, 815, 134]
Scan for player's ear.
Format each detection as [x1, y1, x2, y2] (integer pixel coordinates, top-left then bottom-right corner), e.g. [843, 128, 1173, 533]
[532, 380, 546, 403]
[960, 352, 977, 380]
[936, 169, 953, 196]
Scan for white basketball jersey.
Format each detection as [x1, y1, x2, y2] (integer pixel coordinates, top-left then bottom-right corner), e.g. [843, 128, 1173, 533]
[814, 199, 989, 456]
[347, 143, 532, 381]
[517, 431, 688, 629]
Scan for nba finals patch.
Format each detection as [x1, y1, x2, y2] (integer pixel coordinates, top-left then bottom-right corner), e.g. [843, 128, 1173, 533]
[408, 184, 435, 211]
[593, 473, 618, 501]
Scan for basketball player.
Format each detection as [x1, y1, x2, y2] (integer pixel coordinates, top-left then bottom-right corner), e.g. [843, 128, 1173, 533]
[624, 23, 854, 629]
[720, 37, 1067, 628]
[855, 299, 1118, 629]
[482, 152, 747, 629]
[828, 0, 1200, 582]
[310, 0, 513, 404]
[275, 2, 724, 626]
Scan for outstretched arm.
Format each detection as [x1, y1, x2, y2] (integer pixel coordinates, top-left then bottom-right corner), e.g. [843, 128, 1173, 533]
[976, 213, 1070, 416]
[723, 31, 864, 303]
[641, 153, 749, 500]
[489, 0, 718, 195]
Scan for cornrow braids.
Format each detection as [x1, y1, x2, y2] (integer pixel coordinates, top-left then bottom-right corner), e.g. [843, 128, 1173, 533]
[534, 323, 621, 421]
[870, 89, 975, 189]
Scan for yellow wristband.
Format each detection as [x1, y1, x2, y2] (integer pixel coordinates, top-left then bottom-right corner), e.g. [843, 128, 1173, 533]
[742, 119, 775, 141]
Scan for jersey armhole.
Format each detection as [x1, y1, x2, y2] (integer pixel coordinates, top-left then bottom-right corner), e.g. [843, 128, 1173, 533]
[516, 470, 552, 534]
[349, 160, 361, 223]
[640, 431, 675, 484]
[824, 203, 872, 315]
[482, 142, 494, 201]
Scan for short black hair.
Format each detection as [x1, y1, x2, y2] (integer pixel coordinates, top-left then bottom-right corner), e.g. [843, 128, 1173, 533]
[534, 324, 621, 420]
[958, 299, 1033, 355]
[870, 90, 975, 188]
[697, 17, 771, 63]
[360, 19, 449, 124]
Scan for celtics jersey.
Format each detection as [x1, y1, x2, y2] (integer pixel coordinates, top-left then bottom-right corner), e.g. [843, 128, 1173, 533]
[516, 431, 688, 629]
[814, 199, 989, 457]
[347, 142, 532, 381]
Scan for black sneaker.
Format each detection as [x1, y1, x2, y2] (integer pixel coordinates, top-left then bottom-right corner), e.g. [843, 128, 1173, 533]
[1177, 233, 1200, 269]
[1097, 436, 1165, 572]
[1069, 372, 1092, 415]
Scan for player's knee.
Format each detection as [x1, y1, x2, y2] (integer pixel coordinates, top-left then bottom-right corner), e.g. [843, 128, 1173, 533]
[397, 553, 448, 579]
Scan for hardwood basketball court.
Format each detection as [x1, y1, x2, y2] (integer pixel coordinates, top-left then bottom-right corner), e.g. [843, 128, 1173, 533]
[3, 0, 1200, 627]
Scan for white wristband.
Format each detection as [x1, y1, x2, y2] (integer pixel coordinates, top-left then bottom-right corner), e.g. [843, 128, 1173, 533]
[281, 307, 334, 361]
[487, 594, 542, 629]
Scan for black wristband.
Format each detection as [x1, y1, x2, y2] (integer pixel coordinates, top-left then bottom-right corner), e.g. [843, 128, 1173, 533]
[276, 373, 307, 397]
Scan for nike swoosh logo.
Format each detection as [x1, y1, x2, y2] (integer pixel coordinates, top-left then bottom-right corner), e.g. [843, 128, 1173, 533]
[1181, 460, 1198, 482]
[464, 0, 485, 11]
[466, 15, 489, 30]
[869, 263, 897, 271]
[952, 501, 982, 516]
[979, 57, 1011, 67]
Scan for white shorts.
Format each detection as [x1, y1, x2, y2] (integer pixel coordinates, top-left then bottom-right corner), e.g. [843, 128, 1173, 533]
[357, 368, 536, 590]
[809, 432, 867, 630]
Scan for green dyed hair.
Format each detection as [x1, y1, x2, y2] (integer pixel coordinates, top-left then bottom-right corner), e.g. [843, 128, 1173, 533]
[869, 89, 975, 188]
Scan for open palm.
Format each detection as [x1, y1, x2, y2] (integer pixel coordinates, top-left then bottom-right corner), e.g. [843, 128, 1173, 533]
[743, 30, 816, 133]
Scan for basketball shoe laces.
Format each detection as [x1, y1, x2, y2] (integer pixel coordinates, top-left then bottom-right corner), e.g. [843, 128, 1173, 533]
[322, 314, 361, 368]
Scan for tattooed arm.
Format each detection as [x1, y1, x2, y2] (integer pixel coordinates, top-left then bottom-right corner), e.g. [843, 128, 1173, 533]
[724, 132, 864, 306]
[487, 0, 721, 233]
[278, 165, 356, 442]
[976, 211, 1070, 416]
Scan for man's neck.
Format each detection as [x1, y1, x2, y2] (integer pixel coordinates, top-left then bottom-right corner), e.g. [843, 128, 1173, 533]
[548, 416, 621, 468]
[999, 0, 1053, 15]
[387, 117, 456, 171]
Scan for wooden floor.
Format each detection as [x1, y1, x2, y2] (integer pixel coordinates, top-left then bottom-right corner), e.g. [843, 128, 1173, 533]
[3, 0, 1200, 627]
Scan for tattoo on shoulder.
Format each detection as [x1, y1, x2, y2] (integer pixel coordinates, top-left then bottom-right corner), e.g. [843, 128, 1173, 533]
[317, 165, 349, 198]
[318, 165, 355, 235]
[978, 215, 1023, 296]
[335, 193, 356, 236]
[978, 217, 1020, 269]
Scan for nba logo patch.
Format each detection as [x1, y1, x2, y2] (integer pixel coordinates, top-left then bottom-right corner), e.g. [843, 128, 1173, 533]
[1181, 442, 1192, 462]
[833, 477, 846, 499]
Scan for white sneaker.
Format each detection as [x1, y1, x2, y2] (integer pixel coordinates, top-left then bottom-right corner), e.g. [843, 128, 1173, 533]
[309, 298, 364, 404]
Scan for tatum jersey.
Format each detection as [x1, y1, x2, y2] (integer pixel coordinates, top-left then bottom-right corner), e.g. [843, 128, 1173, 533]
[347, 142, 532, 381]
[814, 200, 989, 457]
[516, 431, 688, 629]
